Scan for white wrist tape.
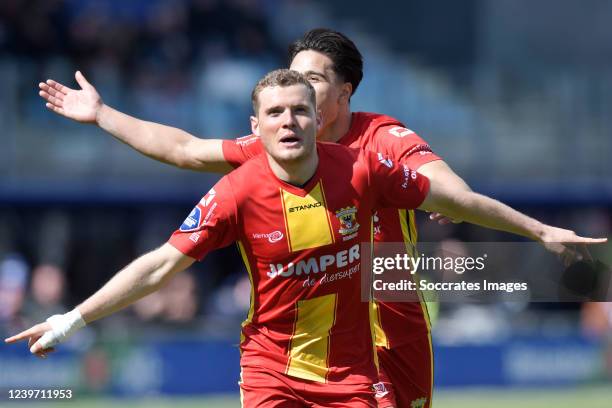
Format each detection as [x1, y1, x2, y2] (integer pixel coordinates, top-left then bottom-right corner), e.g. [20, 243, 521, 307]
[34, 309, 86, 352]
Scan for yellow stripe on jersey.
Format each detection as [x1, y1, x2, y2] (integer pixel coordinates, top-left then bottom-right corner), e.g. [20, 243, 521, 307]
[409, 209, 418, 243]
[287, 293, 337, 382]
[368, 217, 382, 369]
[237, 241, 255, 346]
[371, 300, 389, 348]
[401, 209, 437, 330]
[371, 210, 417, 349]
[399, 209, 418, 257]
[281, 181, 334, 252]
[373, 210, 434, 351]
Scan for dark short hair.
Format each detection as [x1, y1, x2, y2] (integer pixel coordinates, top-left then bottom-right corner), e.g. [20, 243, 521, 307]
[288, 28, 363, 96]
[251, 69, 316, 114]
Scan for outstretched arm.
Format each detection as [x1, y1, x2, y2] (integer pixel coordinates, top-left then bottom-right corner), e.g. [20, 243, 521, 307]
[4, 243, 195, 357]
[418, 160, 470, 225]
[39, 71, 233, 173]
[418, 181, 607, 255]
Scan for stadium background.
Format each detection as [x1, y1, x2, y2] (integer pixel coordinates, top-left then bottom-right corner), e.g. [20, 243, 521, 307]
[1, 0, 611, 406]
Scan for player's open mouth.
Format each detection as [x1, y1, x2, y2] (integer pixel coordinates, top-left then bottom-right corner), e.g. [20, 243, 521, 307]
[279, 135, 302, 147]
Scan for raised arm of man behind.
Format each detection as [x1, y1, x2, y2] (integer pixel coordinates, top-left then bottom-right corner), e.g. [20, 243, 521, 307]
[39, 71, 232, 173]
[4, 243, 195, 358]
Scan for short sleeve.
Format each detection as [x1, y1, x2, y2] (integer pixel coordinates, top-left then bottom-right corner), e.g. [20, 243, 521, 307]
[366, 151, 430, 210]
[168, 177, 238, 261]
[371, 124, 442, 170]
[222, 135, 265, 168]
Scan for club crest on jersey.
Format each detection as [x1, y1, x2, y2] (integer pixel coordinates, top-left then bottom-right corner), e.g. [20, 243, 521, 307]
[335, 206, 359, 239]
[180, 206, 203, 232]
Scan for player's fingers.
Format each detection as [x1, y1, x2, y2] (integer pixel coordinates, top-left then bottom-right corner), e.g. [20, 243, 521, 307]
[39, 89, 53, 102]
[572, 237, 607, 244]
[35, 347, 56, 359]
[34, 347, 55, 359]
[28, 336, 39, 349]
[4, 324, 46, 343]
[46, 79, 70, 95]
[45, 103, 65, 116]
[39, 91, 62, 107]
[39, 82, 51, 93]
[30, 339, 51, 354]
[543, 242, 566, 257]
[559, 244, 586, 266]
[75, 70, 93, 90]
[437, 218, 452, 225]
[578, 244, 594, 261]
[45, 85, 65, 100]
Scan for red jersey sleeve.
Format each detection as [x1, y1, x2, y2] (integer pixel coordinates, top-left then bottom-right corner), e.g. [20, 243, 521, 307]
[366, 151, 430, 210]
[168, 177, 238, 260]
[221, 135, 264, 168]
[371, 124, 442, 170]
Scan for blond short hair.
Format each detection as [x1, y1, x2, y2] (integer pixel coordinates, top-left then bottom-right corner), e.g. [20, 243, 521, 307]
[251, 69, 316, 114]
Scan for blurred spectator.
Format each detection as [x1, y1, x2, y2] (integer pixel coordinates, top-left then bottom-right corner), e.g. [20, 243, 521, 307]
[206, 274, 251, 331]
[132, 270, 199, 323]
[164, 271, 198, 322]
[0, 254, 29, 335]
[22, 263, 68, 323]
[581, 302, 612, 379]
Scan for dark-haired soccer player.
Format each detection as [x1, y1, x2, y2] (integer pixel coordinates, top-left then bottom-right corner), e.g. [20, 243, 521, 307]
[36, 30, 600, 408]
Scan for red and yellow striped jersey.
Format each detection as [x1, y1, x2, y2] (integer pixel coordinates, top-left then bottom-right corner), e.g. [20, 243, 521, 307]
[169, 142, 429, 384]
[223, 112, 442, 348]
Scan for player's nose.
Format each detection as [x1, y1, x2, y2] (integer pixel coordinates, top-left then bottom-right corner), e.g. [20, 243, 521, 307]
[280, 110, 297, 128]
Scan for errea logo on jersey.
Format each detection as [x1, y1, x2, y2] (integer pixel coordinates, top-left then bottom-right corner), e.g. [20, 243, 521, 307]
[388, 126, 415, 138]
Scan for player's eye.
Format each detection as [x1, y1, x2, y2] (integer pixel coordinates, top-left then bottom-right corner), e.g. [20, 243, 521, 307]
[267, 108, 283, 116]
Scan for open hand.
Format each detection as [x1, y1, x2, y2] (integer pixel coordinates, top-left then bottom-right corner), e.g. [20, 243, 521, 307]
[539, 226, 607, 266]
[39, 71, 102, 124]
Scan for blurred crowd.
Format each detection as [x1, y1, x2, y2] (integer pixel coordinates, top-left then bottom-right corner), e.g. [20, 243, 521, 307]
[0, 0, 290, 138]
[0, 0, 280, 87]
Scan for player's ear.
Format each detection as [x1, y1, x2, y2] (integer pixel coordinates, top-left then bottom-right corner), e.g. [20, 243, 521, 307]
[339, 82, 352, 104]
[315, 110, 323, 132]
[250, 115, 260, 136]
